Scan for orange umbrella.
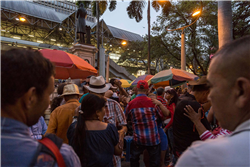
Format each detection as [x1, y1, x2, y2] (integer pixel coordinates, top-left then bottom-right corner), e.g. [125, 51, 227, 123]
[40, 49, 97, 79]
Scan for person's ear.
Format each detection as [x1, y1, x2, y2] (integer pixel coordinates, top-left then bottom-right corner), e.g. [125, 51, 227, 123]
[22, 87, 37, 110]
[235, 77, 250, 108]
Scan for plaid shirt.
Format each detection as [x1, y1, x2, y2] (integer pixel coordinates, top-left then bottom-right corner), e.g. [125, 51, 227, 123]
[125, 94, 164, 146]
[104, 98, 127, 167]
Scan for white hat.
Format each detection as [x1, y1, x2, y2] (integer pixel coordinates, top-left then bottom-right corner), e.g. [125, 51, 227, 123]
[61, 84, 80, 96]
[85, 76, 111, 94]
[165, 86, 172, 91]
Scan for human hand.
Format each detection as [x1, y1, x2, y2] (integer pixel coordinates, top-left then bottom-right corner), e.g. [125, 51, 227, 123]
[118, 130, 125, 149]
[151, 98, 161, 106]
[184, 105, 202, 124]
[163, 128, 167, 133]
[104, 90, 113, 98]
[114, 79, 122, 87]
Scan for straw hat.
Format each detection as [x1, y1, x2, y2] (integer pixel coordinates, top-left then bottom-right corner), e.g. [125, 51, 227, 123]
[61, 84, 80, 96]
[85, 76, 111, 94]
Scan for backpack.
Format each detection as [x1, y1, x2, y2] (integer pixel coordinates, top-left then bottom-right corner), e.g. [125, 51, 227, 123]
[30, 134, 66, 167]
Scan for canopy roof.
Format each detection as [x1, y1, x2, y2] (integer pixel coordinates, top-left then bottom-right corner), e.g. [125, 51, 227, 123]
[92, 19, 143, 42]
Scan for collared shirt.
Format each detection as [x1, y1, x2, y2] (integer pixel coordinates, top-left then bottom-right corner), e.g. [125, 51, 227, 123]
[29, 116, 47, 139]
[1, 117, 81, 167]
[200, 128, 231, 141]
[104, 98, 127, 167]
[125, 94, 164, 146]
[46, 99, 81, 144]
[176, 119, 250, 167]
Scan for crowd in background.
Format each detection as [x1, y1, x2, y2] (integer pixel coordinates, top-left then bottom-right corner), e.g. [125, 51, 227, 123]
[2, 35, 250, 167]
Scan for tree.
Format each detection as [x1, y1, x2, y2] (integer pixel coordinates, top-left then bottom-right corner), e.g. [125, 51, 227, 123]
[218, 1, 233, 48]
[76, 1, 117, 17]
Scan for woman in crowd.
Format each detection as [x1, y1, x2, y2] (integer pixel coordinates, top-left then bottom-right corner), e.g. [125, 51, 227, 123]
[67, 93, 122, 167]
[50, 83, 67, 112]
[163, 88, 178, 167]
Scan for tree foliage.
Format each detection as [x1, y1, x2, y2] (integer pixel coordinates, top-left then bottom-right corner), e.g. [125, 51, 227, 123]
[120, 1, 250, 76]
[126, 0, 171, 22]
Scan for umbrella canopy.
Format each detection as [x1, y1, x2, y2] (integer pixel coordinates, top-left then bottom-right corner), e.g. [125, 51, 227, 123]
[119, 79, 132, 88]
[131, 74, 154, 86]
[40, 49, 97, 79]
[149, 68, 198, 87]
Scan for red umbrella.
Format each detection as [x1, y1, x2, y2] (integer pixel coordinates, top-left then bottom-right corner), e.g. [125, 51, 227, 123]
[40, 49, 97, 79]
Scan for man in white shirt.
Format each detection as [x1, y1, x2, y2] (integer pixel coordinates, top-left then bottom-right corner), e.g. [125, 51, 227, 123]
[176, 36, 250, 166]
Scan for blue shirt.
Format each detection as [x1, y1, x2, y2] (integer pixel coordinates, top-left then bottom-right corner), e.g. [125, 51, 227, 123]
[29, 116, 47, 139]
[1, 117, 81, 167]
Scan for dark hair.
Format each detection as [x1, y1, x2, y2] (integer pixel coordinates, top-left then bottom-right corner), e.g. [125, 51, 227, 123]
[72, 93, 106, 166]
[1, 48, 55, 108]
[192, 84, 210, 92]
[156, 88, 165, 96]
[50, 84, 67, 112]
[166, 89, 178, 105]
[109, 78, 116, 86]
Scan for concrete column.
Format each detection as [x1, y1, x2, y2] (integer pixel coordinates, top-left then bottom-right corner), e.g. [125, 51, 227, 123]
[99, 47, 106, 78]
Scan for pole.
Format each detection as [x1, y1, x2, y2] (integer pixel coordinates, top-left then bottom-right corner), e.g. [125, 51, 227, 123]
[106, 55, 110, 82]
[147, 0, 151, 75]
[96, 1, 100, 75]
[181, 29, 186, 71]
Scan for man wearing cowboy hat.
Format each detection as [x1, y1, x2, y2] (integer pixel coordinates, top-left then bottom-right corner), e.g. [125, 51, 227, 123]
[85, 76, 127, 167]
[46, 84, 81, 144]
[172, 76, 211, 165]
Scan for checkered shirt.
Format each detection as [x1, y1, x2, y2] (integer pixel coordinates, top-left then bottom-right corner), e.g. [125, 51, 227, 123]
[103, 98, 127, 167]
[125, 94, 164, 146]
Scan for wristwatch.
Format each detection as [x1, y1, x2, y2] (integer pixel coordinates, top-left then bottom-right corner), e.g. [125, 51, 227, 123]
[72, 116, 78, 119]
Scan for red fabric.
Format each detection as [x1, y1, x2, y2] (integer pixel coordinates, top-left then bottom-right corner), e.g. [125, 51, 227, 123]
[39, 49, 97, 79]
[39, 138, 66, 167]
[164, 103, 175, 129]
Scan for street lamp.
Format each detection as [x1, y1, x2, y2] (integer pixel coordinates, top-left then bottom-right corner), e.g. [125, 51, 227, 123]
[166, 8, 202, 71]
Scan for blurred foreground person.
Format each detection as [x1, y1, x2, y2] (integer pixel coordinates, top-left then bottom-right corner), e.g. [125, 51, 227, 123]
[1, 49, 80, 166]
[176, 36, 250, 166]
[46, 84, 81, 144]
[67, 94, 122, 167]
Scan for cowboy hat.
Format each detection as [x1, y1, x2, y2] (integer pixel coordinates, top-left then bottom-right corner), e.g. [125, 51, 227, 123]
[85, 76, 111, 94]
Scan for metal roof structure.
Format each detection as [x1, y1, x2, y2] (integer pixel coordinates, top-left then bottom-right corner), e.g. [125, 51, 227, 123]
[1, 1, 65, 23]
[92, 19, 143, 42]
[107, 25, 143, 42]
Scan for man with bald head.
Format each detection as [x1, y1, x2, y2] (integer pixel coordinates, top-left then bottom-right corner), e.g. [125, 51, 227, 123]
[176, 35, 250, 166]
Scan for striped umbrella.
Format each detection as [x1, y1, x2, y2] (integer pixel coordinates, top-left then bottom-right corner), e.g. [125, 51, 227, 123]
[131, 74, 154, 86]
[148, 68, 198, 87]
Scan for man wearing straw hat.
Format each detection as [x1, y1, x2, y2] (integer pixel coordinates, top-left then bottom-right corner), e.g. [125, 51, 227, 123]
[46, 84, 81, 144]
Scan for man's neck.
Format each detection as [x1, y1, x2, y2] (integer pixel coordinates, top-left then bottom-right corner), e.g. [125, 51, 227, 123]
[137, 92, 146, 95]
[1, 104, 27, 125]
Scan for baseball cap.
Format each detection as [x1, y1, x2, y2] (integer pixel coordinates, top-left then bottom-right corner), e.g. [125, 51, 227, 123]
[188, 76, 207, 86]
[137, 80, 149, 89]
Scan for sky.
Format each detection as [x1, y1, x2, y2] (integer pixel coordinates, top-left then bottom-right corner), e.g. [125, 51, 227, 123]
[100, 1, 161, 37]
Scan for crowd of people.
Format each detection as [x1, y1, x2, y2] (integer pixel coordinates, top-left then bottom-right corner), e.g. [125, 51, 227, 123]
[1, 35, 250, 167]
